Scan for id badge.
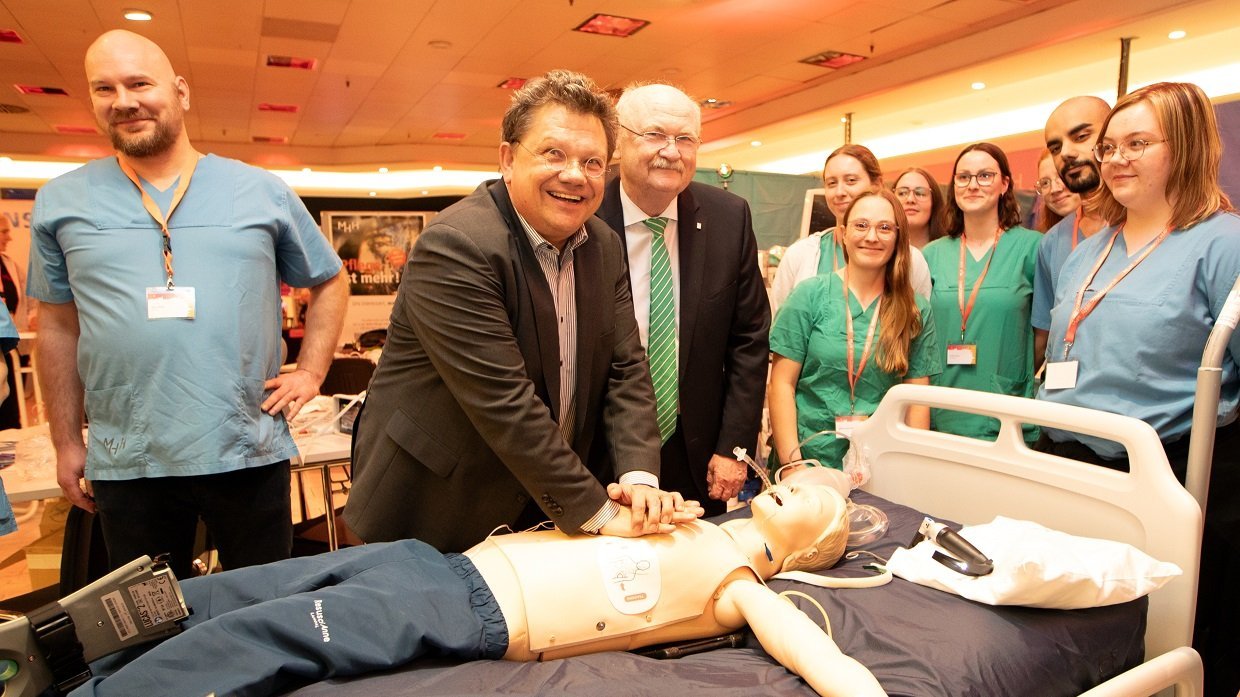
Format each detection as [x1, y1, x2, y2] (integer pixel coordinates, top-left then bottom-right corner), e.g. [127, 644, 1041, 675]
[946, 344, 978, 365]
[835, 414, 868, 438]
[1044, 360, 1079, 390]
[146, 286, 196, 319]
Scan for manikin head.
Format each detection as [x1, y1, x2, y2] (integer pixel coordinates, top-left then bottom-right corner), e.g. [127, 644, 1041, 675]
[746, 483, 850, 574]
[85, 30, 190, 159]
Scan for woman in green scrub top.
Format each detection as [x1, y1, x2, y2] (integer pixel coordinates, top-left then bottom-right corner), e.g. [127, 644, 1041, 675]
[922, 142, 1040, 442]
[769, 190, 942, 471]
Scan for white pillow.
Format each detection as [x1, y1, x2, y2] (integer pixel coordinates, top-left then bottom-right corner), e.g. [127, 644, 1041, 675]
[886, 516, 1182, 609]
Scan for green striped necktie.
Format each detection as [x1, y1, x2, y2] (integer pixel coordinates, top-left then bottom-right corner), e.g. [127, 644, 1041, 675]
[644, 216, 678, 444]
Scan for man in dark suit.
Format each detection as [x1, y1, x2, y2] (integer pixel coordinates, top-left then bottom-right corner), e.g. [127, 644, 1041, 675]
[597, 84, 771, 516]
[346, 71, 700, 552]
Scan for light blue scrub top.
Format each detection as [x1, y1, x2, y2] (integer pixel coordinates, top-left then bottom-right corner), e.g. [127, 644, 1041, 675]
[28, 155, 342, 480]
[0, 304, 18, 535]
[1039, 212, 1240, 458]
[1032, 210, 1078, 331]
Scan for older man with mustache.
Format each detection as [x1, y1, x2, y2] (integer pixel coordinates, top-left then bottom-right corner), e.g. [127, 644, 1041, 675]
[596, 84, 771, 516]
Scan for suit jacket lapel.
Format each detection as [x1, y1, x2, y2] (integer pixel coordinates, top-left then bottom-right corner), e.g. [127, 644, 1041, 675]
[570, 232, 602, 443]
[676, 186, 705, 379]
[488, 181, 562, 421]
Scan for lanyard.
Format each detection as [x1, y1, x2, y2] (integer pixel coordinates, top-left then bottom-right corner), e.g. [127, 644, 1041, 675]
[1062, 225, 1171, 358]
[1070, 207, 1084, 250]
[956, 226, 1002, 342]
[817, 228, 845, 274]
[842, 268, 881, 411]
[116, 154, 199, 289]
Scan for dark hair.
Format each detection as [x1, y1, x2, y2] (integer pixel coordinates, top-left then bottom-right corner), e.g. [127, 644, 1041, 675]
[501, 70, 618, 158]
[893, 167, 947, 242]
[946, 142, 1022, 237]
[1096, 81, 1234, 230]
[838, 189, 922, 375]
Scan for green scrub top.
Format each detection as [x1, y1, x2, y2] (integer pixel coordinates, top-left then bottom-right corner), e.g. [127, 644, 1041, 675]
[921, 226, 1041, 442]
[815, 229, 843, 275]
[770, 272, 943, 469]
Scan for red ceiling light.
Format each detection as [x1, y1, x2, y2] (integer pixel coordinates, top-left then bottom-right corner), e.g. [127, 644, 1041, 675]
[0, 29, 23, 44]
[432, 132, 467, 140]
[265, 55, 317, 70]
[15, 84, 68, 96]
[258, 102, 300, 113]
[54, 124, 98, 134]
[252, 135, 288, 143]
[800, 50, 867, 70]
[574, 14, 649, 38]
[496, 77, 527, 90]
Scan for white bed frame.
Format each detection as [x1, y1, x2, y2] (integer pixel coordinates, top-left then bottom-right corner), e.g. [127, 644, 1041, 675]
[854, 384, 1203, 695]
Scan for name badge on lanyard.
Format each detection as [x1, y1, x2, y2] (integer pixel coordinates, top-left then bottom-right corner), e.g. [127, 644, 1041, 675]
[834, 414, 868, 438]
[1044, 360, 1079, 390]
[117, 153, 201, 320]
[954, 226, 1002, 365]
[840, 267, 881, 433]
[946, 344, 978, 365]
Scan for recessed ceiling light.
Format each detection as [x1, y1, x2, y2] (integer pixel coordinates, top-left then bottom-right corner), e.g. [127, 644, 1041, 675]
[432, 165, 443, 172]
[378, 167, 389, 173]
[301, 167, 311, 173]
[251, 135, 288, 144]
[427, 40, 452, 50]
[574, 13, 650, 38]
[0, 29, 23, 44]
[266, 55, 317, 70]
[750, 141, 762, 147]
[421, 190, 429, 195]
[800, 50, 866, 70]
[699, 98, 732, 109]
[971, 82, 986, 90]
[1168, 30, 1187, 40]
[54, 124, 97, 134]
[15, 84, 68, 96]
[840, 116, 848, 123]
[497, 77, 527, 90]
[368, 191, 377, 197]
[123, 9, 153, 21]
[257, 103, 299, 113]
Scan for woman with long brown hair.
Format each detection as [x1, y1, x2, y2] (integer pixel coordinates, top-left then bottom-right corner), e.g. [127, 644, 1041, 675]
[769, 189, 941, 470]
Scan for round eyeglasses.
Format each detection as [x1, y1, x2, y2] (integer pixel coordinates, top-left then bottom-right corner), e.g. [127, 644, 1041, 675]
[895, 186, 931, 200]
[1092, 138, 1166, 163]
[1034, 177, 1063, 195]
[953, 171, 998, 188]
[517, 142, 607, 179]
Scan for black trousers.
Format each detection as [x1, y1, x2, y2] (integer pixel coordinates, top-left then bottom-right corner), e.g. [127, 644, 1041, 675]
[1035, 421, 1240, 697]
[91, 461, 294, 580]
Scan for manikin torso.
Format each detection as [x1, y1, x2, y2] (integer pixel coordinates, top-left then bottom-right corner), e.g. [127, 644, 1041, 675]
[466, 521, 760, 661]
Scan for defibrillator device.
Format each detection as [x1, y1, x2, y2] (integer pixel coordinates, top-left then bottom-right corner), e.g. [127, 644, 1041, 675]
[0, 555, 190, 696]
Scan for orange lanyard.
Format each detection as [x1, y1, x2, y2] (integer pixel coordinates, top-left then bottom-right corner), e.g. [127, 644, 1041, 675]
[1070, 207, 1083, 250]
[956, 226, 1002, 342]
[842, 268, 881, 411]
[1062, 225, 1171, 358]
[116, 154, 199, 289]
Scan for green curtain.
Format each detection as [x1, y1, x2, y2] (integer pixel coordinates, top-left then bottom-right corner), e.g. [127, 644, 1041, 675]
[691, 169, 820, 250]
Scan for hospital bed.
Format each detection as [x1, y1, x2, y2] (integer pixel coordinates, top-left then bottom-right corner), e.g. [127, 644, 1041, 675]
[282, 384, 1203, 697]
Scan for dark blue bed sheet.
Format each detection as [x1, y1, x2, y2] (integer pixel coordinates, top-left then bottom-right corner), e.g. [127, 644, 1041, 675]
[286, 491, 1145, 697]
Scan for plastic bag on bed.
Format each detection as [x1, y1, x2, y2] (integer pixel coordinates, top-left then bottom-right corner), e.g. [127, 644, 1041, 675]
[886, 516, 1181, 609]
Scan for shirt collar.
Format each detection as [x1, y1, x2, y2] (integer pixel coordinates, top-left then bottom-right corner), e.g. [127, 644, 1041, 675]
[515, 210, 588, 255]
[619, 184, 679, 229]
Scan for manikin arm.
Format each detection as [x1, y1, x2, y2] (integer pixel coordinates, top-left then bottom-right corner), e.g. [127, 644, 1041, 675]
[713, 579, 886, 697]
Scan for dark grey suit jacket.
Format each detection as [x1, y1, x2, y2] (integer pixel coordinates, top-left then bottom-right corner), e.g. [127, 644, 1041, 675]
[345, 180, 660, 552]
[596, 179, 770, 500]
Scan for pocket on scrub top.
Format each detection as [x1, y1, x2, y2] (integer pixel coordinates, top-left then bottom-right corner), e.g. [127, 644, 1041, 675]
[83, 384, 151, 470]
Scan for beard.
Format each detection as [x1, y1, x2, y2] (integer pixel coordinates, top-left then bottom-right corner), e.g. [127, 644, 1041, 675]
[1060, 159, 1100, 194]
[108, 110, 181, 158]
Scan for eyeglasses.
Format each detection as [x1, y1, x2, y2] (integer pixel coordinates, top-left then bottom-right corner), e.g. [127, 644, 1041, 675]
[847, 219, 899, 236]
[953, 171, 999, 188]
[619, 124, 701, 152]
[516, 141, 607, 179]
[1033, 177, 1063, 195]
[895, 186, 931, 200]
[1092, 138, 1166, 163]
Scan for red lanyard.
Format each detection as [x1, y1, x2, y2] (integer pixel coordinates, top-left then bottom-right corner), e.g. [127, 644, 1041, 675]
[956, 226, 1002, 342]
[842, 268, 881, 410]
[1062, 225, 1171, 358]
[117, 154, 199, 288]
[1070, 207, 1084, 250]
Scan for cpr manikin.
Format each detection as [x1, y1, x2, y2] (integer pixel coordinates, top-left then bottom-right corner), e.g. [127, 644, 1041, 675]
[6, 484, 884, 697]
